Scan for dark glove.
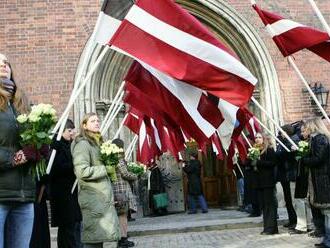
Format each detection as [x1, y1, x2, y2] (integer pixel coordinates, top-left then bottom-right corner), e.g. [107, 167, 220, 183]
[38, 174, 50, 185]
[22, 145, 41, 162]
[39, 144, 50, 160]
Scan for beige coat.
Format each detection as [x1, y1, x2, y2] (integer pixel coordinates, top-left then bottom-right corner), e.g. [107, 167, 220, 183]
[71, 137, 120, 243]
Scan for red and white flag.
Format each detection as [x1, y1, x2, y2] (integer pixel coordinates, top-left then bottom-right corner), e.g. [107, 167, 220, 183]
[94, 0, 132, 45]
[252, 4, 330, 62]
[124, 86, 186, 160]
[124, 61, 224, 147]
[109, 0, 257, 107]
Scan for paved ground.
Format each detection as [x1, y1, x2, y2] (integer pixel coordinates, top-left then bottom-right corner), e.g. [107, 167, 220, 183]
[128, 227, 320, 248]
[51, 208, 321, 247]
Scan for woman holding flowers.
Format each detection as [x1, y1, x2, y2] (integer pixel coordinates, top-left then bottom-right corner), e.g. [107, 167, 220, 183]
[0, 53, 35, 248]
[247, 132, 278, 235]
[71, 113, 120, 248]
[300, 118, 330, 248]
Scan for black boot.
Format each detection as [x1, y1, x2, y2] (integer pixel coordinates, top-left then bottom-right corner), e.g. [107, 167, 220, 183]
[119, 237, 134, 247]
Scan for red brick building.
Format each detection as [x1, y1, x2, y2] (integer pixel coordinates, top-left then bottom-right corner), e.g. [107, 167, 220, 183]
[1, 0, 329, 207]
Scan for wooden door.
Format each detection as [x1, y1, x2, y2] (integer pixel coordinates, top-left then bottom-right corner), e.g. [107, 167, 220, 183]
[201, 147, 237, 207]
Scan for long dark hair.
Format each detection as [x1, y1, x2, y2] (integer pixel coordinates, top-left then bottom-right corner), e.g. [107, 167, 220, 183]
[0, 58, 29, 113]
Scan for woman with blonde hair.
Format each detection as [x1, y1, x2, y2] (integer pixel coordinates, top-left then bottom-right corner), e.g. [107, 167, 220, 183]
[71, 113, 120, 248]
[0, 53, 36, 248]
[300, 118, 330, 248]
[247, 132, 278, 235]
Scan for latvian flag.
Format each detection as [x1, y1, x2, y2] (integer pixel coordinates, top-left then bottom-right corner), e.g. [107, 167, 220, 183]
[94, 0, 133, 45]
[252, 3, 330, 63]
[108, 0, 257, 107]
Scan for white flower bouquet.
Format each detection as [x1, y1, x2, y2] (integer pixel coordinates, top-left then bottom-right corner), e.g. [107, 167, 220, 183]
[247, 146, 261, 161]
[296, 140, 309, 161]
[127, 162, 145, 177]
[17, 103, 57, 180]
[100, 141, 124, 182]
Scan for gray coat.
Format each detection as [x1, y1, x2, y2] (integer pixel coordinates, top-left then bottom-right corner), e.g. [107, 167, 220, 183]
[71, 137, 120, 243]
[0, 102, 35, 202]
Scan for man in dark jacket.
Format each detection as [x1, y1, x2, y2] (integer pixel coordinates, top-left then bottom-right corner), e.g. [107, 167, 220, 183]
[49, 119, 82, 248]
[183, 152, 208, 214]
[275, 125, 298, 229]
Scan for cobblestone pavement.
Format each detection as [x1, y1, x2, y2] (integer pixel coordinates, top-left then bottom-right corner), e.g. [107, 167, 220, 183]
[127, 227, 320, 248]
[51, 208, 320, 247]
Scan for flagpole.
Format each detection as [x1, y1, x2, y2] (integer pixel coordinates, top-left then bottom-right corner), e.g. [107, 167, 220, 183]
[101, 96, 124, 136]
[253, 116, 290, 152]
[53, 46, 110, 135]
[100, 81, 125, 131]
[47, 46, 110, 174]
[307, 0, 330, 36]
[251, 97, 298, 150]
[125, 135, 138, 160]
[112, 113, 128, 140]
[241, 133, 252, 148]
[287, 56, 330, 125]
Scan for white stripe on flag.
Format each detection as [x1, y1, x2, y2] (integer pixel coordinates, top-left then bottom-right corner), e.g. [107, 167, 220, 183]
[139, 121, 147, 152]
[94, 12, 121, 45]
[139, 61, 217, 138]
[217, 99, 239, 150]
[212, 142, 219, 155]
[125, 5, 257, 85]
[266, 19, 304, 38]
[248, 118, 257, 136]
[150, 118, 162, 150]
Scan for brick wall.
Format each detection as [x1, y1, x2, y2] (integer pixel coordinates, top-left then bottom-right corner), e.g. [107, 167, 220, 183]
[0, 0, 99, 114]
[0, 0, 329, 124]
[227, 0, 330, 124]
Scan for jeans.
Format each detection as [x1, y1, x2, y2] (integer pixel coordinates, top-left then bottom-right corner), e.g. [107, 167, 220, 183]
[322, 210, 330, 247]
[237, 178, 244, 207]
[0, 202, 34, 248]
[188, 195, 208, 212]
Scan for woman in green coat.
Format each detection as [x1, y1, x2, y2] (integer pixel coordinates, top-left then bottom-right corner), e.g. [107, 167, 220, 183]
[71, 113, 120, 248]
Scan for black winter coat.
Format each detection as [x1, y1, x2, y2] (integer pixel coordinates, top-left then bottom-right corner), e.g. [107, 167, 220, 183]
[246, 148, 276, 189]
[0, 102, 35, 202]
[183, 159, 203, 196]
[49, 137, 82, 226]
[302, 133, 330, 208]
[275, 134, 299, 182]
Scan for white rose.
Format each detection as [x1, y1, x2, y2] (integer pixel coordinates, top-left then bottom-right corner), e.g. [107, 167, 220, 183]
[28, 113, 41, 122]
[17, 114, 28, 124]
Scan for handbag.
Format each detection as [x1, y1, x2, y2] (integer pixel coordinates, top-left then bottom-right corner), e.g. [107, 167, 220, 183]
[153, 193, 168, 209]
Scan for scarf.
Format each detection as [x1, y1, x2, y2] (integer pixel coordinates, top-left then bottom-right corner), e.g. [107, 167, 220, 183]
[0, 78, 16, 97]
[86, 131, 103, 146]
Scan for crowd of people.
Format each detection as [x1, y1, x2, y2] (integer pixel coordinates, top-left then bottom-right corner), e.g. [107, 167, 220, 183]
[236, 119, 330, 248]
